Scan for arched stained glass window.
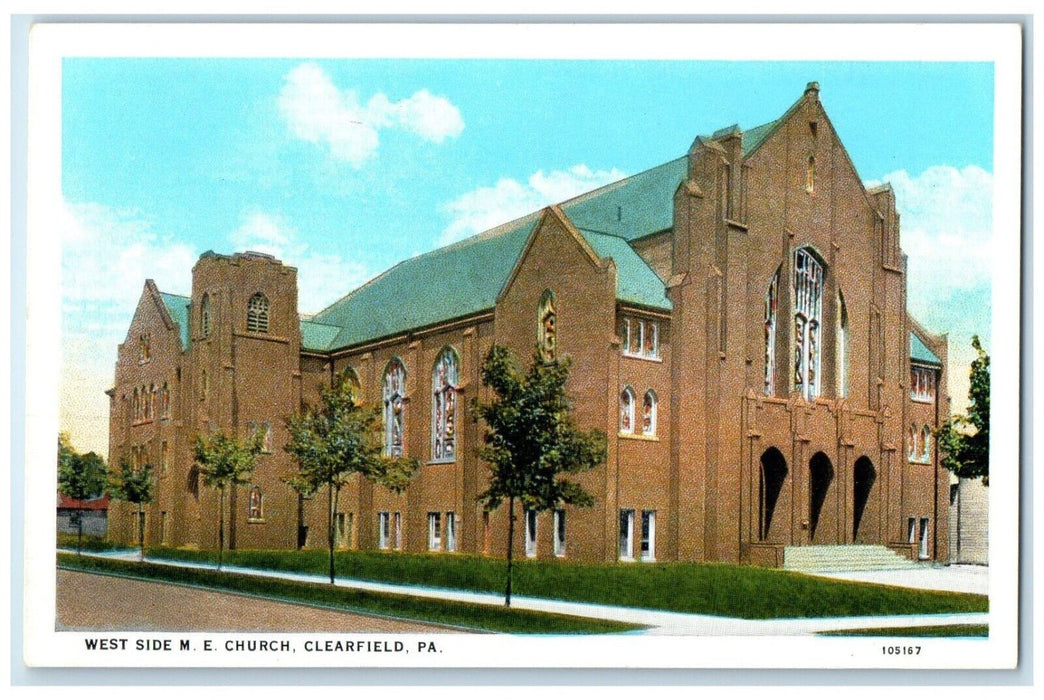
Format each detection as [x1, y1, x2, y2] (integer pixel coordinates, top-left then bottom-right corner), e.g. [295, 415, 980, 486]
[161, 382, 171, 419]
[247, 293, 270, 334]
[620, 387, 635, 434]
[537, 289, 557, 362]
[793, 248, 824, 399]
[432, 348, 459, 462]
[764, 268, 780, 395]
[383, 359, 406, 457]
[642, 390, 657, 436]
[921, 425, 932, 463]
[248, 486, 263, 520]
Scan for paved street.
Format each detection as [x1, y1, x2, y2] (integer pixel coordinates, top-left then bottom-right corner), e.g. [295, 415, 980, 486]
[55, 569, 459, 634]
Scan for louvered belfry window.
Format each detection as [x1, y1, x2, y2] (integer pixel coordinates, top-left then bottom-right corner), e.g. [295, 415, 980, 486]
[793, 248, 824, 399]
[247, 293, 270, 334]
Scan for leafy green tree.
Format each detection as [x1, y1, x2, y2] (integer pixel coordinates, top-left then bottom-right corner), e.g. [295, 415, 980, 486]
[56, 433, 109, 556]
[107, 459, 156, 560]
[194, 429, 263, 570]
[472, 346, 607, 606]
[937, 335, 991, 484]
[284, 370, 419, 584]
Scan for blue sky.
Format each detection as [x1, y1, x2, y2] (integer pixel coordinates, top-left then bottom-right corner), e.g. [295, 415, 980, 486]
[59, 58, 995, 453]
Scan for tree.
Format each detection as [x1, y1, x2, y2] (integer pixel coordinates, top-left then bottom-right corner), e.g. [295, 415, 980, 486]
[194, 429, 263, 571]
[284, 369, 419, 584]
[107, 458, 156, 560]
[57, 433, 109, 556]
[472, 345, 607, 606]
[937, 335, 990, 484]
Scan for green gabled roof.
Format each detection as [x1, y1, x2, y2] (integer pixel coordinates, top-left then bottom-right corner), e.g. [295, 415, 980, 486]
[312, 215, 541, 351]
[159, 292, 190, 351]
[741, 119, 782, 157]
[578, 229, 672, 311]
[300, 319, 342, 352]
[560, 157, 688, 242]
[911, 333, 942, 366]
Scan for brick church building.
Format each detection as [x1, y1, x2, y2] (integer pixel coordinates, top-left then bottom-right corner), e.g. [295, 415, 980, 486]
[106, 83, 950, 566]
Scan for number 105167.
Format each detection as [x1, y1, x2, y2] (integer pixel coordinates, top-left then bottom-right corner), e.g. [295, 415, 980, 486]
[882, 646, 921, 655]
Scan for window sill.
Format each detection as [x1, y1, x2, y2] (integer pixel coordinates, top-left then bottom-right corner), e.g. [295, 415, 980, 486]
[247, 518, 266, 525]
[426, 458, 456, 466]
[640, 555, 656, 563]
[621, 352, 663, 363]
[910, 397, 935, 404]
[618, 432, 659, 441]
[619, 556, 635, 563]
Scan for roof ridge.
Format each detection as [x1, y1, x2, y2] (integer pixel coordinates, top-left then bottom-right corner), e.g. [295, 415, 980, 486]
[312, 211, 542, 320]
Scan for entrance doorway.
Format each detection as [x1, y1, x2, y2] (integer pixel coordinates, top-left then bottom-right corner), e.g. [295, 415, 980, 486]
[852, 457, 876, 541]
[808, 452, 834, 542]
[758, 447, 788, 540]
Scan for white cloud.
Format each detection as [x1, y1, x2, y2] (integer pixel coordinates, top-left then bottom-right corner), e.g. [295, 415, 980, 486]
[226, 210, 372, 313]
[880, 165, 993, 303]
[872, 165, 993, 414]
[59, 202, 375, 454]
[60, 201, 197, 454]
[439, 164, 626, 245]
[277, 63, 464, 168]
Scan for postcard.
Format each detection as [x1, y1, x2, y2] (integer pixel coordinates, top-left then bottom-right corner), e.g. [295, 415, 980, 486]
[21, 21, 1022, 674]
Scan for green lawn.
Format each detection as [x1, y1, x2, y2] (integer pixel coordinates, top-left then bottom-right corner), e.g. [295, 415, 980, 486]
[57, 553, 641, 635]
[819, 624, 989, 637]
[142, 547, 988, 620]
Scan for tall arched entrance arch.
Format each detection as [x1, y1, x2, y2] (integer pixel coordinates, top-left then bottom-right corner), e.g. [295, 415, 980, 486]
[852, 456, 878, 543]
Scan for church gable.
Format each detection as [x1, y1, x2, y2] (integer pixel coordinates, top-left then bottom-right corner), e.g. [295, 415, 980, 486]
[119, 280, 185, 365]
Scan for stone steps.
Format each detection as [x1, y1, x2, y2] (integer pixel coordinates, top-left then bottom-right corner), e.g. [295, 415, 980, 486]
[783, 544, 920, 572]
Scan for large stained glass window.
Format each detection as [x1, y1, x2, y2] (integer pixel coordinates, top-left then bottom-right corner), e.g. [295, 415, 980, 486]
[793, 248, 824, 399]
[383, 359, 406, 457]
[431, 347, 459, 462]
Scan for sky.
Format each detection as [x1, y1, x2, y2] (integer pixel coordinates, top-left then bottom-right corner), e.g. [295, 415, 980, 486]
[59, 58, 996, 455]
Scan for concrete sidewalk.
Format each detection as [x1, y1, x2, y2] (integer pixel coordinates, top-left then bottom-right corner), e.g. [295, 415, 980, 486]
[807, 564, 988, 595]
[66, 550, 989, 636]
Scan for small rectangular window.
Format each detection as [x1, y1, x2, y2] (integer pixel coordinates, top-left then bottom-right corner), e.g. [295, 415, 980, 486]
[394, 511, 402, 550]
[446, 512, 457, 552]
[553, 509, 566, 557]
[640, 510, 656, 562]
[160, 441, 169, 476]
[621, 316, 660, 359]
[428, 512, 441, 551]
[907, 517, 916, 544]
[619, 509, 635, 560]
[524, 509, 537, 558]
[378, 511, 390, 549]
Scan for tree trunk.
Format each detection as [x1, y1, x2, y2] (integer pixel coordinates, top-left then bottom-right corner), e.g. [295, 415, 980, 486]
[137, 504, 145, 561]
[504, 496, 515, 607]
[218, 487, 225, 571]
[327, 482, 338, 585]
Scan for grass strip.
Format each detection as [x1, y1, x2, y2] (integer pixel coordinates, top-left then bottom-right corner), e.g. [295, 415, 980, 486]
[57, 553, 641, 635]
[57, 533, 134, 553]
[818, 624, 988, 637]
[145, 547, 989, 620]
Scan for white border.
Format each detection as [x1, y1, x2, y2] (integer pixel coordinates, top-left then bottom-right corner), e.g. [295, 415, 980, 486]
[24, 21, 1022, 670]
